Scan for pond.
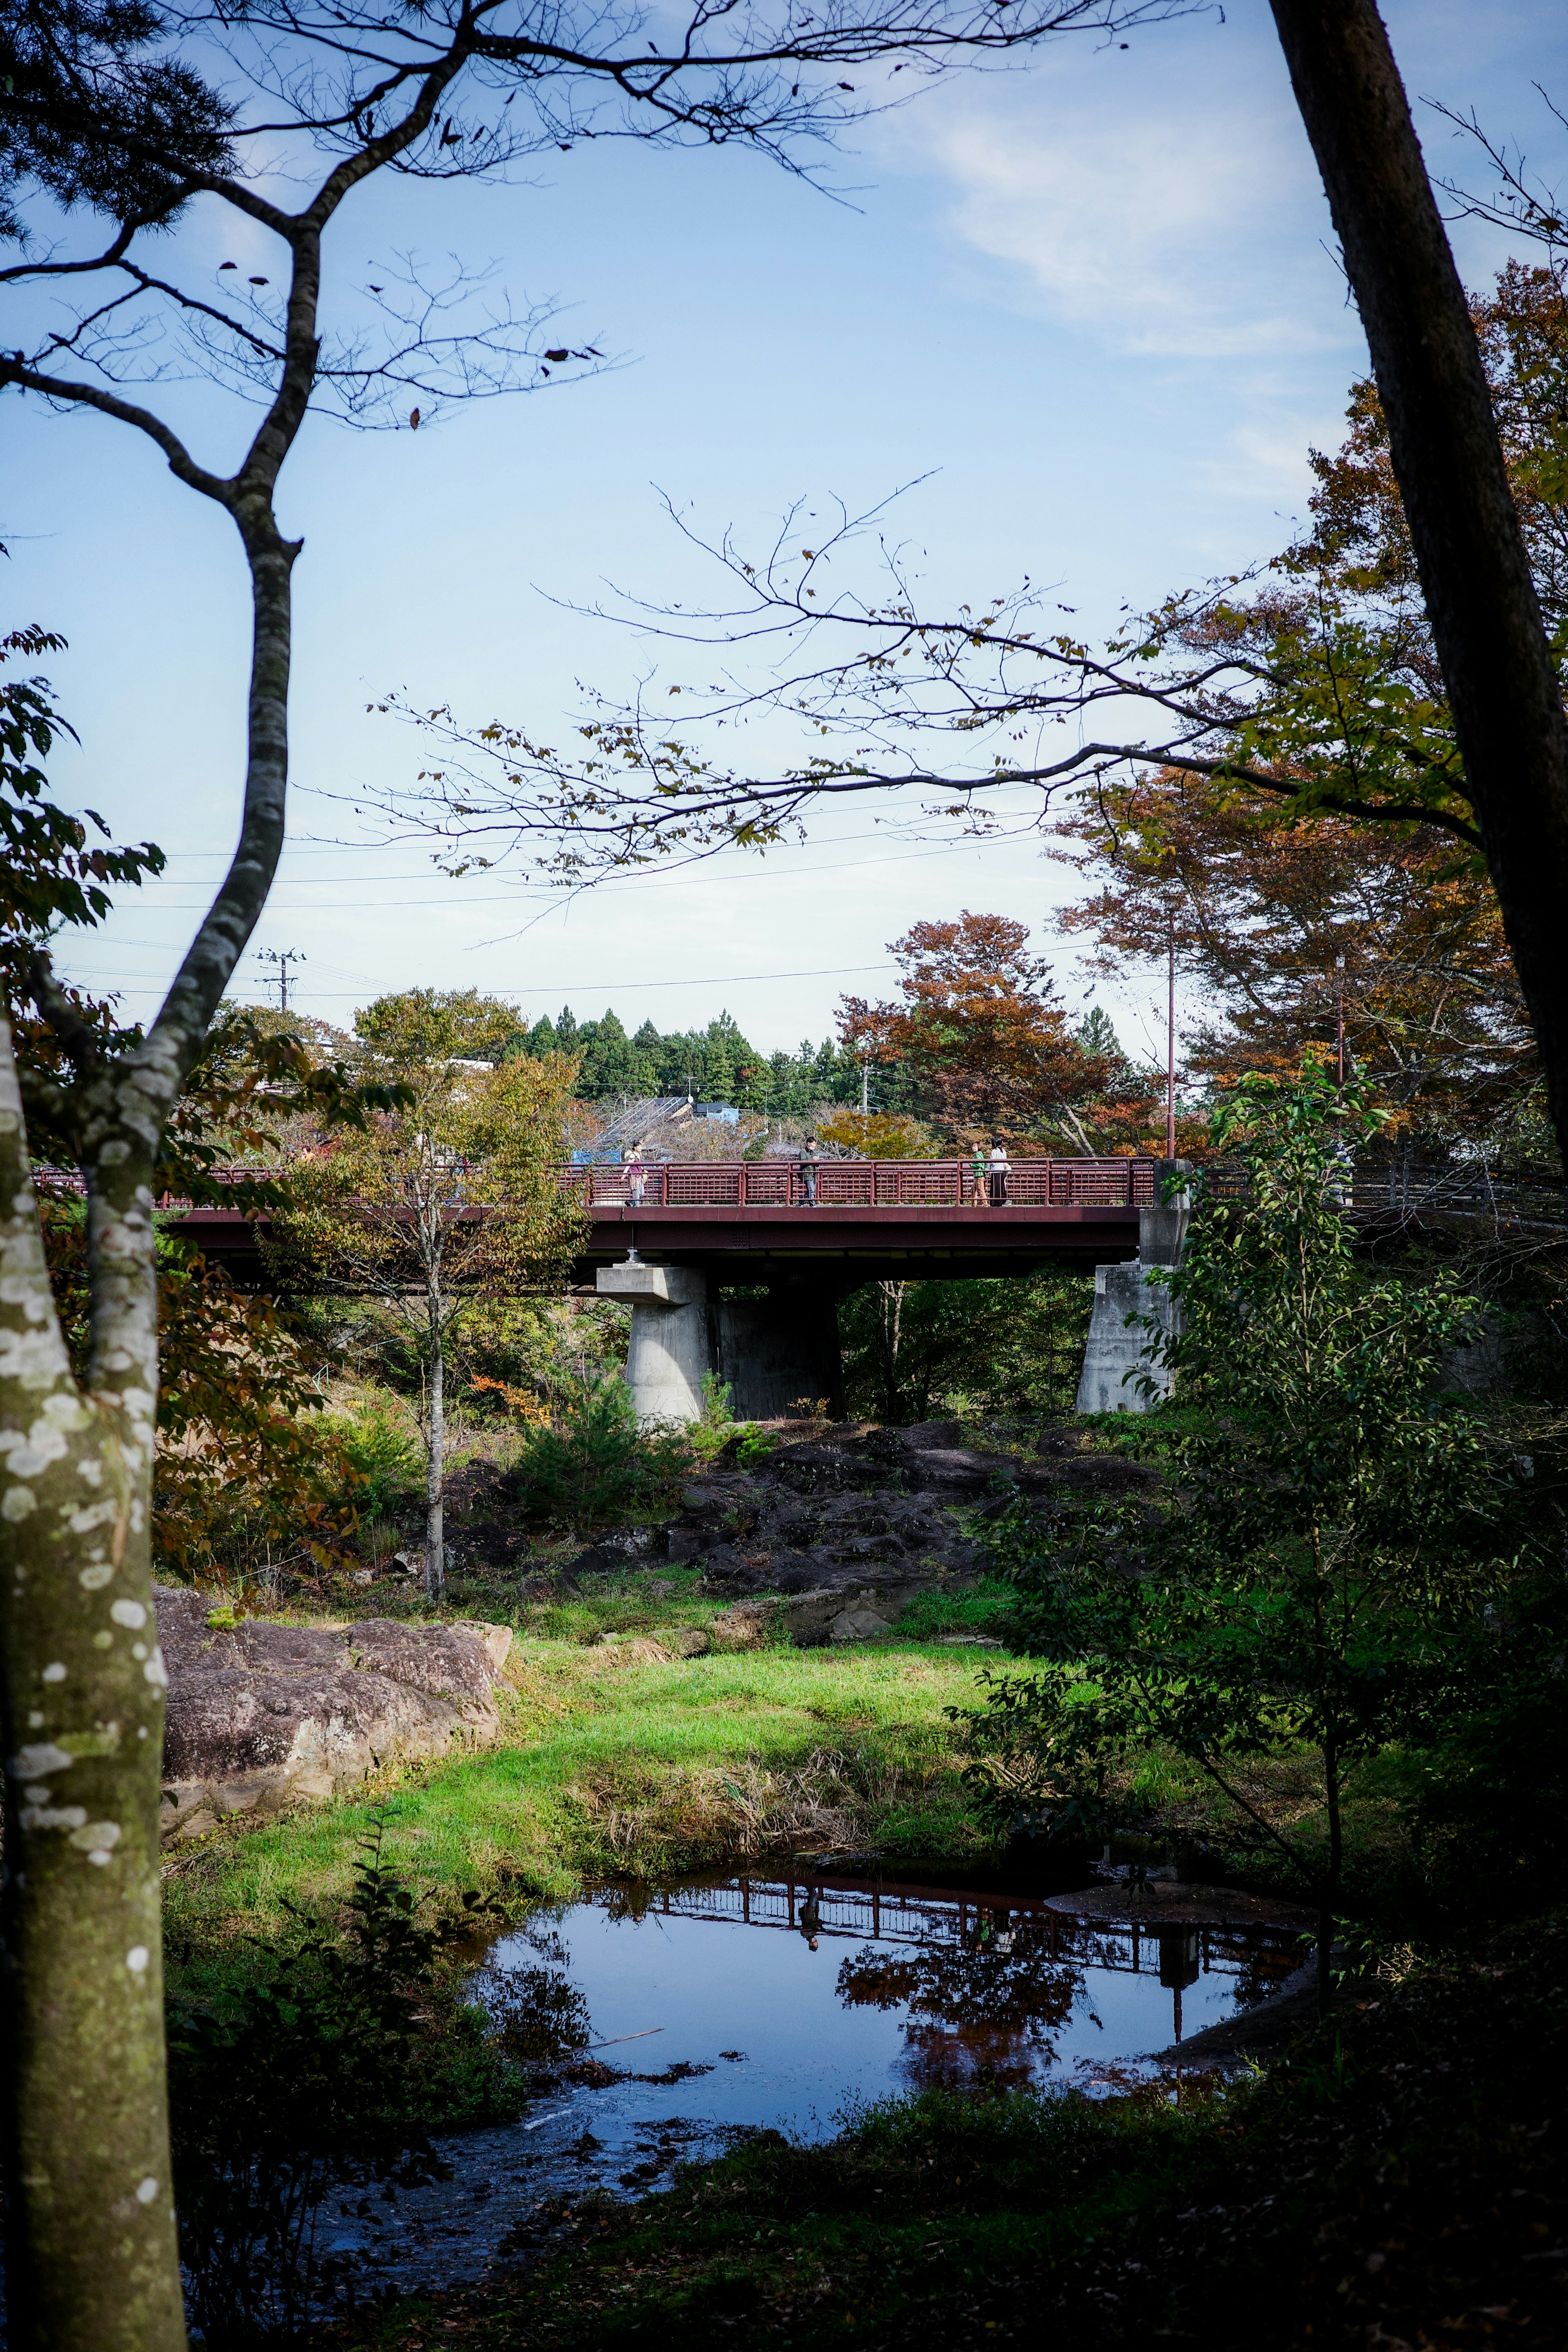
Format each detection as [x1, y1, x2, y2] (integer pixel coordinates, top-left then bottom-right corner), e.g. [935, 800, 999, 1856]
[323, 1867, 1302, 2310]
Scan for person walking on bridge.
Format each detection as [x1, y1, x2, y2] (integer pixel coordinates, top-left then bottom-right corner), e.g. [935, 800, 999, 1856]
[987, 1143, 1011, 1208]
[797, 1135, 822, 1207]
[969, 1143, 987, 1208]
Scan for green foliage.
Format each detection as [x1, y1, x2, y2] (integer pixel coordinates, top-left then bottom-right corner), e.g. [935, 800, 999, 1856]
[1405, 1542, 1568, 1928]
[973, 1069, 1525, 1950]
[510, 1001, 865, 1112]
[895, 1580, 1015, 1639]
[839, 1269, 1095, 1424]
[0, 0, 233, 243]
[335, 1399, 424, 1521]
[169, 1820, 511, 2344]
[506, 1375, 692, 1528]
[353, 986, 527, 1064]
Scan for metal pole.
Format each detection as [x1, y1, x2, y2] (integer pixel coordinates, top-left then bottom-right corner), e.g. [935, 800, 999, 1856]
[1165, 913, 1176, 1160]
[1335, 954, 1345, 1086]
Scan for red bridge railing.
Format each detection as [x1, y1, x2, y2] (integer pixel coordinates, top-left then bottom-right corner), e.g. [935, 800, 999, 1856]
[38, 1156, 1159, 1214]
[559, 1158, 1160, 1210]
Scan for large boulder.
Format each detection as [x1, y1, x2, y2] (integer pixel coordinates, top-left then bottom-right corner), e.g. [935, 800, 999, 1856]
[156, 1588, 512, 1842]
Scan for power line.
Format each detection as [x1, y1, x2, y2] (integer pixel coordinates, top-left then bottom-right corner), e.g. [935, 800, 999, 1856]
[63, 958, 901, 1001]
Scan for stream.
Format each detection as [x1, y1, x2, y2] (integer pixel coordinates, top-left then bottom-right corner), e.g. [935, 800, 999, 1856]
[322, 1866, 1302, 2310]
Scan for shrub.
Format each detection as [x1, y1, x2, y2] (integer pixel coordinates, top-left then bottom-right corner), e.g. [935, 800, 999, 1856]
[333, 1399, 423, 1521]
[507, 1375, 691, 1528]
[169, 1822, 580, 2342]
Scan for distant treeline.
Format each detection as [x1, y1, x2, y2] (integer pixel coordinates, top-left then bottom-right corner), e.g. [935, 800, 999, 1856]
[505, 1006, 873, 1114]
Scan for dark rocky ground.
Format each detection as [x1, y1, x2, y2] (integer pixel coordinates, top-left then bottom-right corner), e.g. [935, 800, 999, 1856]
[459, 1419, 1154, 1643]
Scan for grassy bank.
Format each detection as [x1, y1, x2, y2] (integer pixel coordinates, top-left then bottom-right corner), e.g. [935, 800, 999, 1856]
[164, 1567, 1400, 1982]
[163, 1607, 1015, 1981]
[332, 1916, 1568, 2351]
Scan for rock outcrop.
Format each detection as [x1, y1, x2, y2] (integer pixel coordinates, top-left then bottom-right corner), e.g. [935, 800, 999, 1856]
[656, 1419, 1154, 1640]
[156, 1588, 513, 1842]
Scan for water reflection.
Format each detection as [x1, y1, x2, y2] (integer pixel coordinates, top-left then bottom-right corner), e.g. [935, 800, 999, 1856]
[837, 1915, 1079, 2091]
[317, 1871, 1301, 2308]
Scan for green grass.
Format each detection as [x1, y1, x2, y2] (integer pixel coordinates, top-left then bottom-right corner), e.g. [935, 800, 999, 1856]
[163, 1616, 1008, 1984]
[892, 1578, 1016, 1639]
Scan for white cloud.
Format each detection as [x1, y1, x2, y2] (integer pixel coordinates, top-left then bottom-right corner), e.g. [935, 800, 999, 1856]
[875, 14, 1358, 363]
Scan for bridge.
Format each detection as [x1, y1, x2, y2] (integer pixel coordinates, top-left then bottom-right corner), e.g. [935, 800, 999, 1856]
[127, 1145, 1546, 1421]
[570, 1156, 1169, 1416]
[158, 1156, 1172, 1420]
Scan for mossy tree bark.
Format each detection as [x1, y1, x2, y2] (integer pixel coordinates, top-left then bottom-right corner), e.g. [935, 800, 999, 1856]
[0, 56, 482, 2338]
[0, 139, 398, 2352]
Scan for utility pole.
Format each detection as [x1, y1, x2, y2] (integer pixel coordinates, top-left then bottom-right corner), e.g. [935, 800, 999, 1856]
[860, 1058, 870, 1114]
[1335, 954, 1346, 1087]
[258, 947, 306, 1013]
[1165, 910, 1177, 1161]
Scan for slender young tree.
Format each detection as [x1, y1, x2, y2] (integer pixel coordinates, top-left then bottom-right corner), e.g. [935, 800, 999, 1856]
[268, 1015, 584, 1601]
[0, 3, 1199, 2341]
[978, 1067, 1520, 2015]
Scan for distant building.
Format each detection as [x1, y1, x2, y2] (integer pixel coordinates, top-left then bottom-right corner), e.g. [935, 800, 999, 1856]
[570, 1095, 740, 1161]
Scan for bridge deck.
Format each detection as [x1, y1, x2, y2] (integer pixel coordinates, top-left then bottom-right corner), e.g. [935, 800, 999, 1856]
[154, 1156, 1156, 1283]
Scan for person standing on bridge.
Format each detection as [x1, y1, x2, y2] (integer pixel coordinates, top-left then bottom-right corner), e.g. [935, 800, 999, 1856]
[797, 1136, 822, 1207]
[798, 1891, 823, 1950]
[969, 1143, 987, 1208]
[987, 1143, 1011, 1208]
[622, 1141, 647, 1208]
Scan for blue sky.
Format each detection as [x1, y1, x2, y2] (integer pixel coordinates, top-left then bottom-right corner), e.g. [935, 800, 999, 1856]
[6, 0, 1564, 1068]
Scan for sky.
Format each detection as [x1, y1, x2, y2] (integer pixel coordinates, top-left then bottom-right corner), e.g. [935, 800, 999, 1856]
[6, 0, 1565, 1071]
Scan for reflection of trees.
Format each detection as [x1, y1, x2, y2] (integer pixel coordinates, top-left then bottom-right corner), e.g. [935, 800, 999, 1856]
[836, 1920, 1079, 2092]
[1213, 1933, 1302, 2014]
[481, 1964, 592, 2064]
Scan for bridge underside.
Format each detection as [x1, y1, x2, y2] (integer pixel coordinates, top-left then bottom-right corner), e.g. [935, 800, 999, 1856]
[573, 1204, 1142, 1290]
[578, 1206, 1145, 1421]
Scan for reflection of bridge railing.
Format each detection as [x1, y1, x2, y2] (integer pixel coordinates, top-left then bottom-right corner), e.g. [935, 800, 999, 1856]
[597, 1875, 1290, 1984]
[561, 1159, 1160, 1211]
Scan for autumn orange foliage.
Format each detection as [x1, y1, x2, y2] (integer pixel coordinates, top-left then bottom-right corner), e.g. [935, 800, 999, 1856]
[837, 913, 1106, 1152]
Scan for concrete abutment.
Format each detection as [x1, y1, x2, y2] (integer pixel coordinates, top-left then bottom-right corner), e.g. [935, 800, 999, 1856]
[1074, 1160, 1191, 1416]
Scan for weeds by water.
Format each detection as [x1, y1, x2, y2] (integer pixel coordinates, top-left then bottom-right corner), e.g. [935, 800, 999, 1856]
[169, 1817, 581, 2346]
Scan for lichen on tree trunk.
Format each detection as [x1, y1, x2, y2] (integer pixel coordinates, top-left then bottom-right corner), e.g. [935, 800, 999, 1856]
[0, 1022, 186, 2348]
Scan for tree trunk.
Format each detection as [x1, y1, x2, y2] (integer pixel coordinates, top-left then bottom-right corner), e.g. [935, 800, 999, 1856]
[0, 1025, 187, 2352]
[425, 1298, 445, 1602]
[878, 1280, 904, 1423]
[1319, 1740, 1343, 2021]
[1269, 0, 1568, 1167]
[0, 467, 294, 2352]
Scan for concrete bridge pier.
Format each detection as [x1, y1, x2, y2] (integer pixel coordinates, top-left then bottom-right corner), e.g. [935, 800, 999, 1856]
[598, 1262, 710, 1421]
[597, 1262, 844, 1423]
[1075, 1162, 1191, 1416]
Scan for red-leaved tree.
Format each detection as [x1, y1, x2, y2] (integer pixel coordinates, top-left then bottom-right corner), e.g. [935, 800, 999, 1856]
[837, 913, 1107, 1151]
